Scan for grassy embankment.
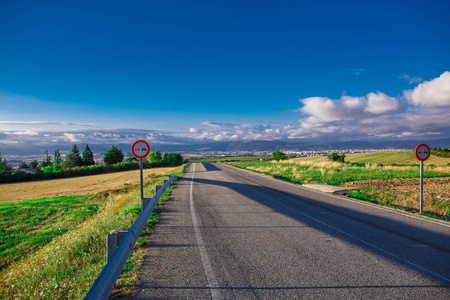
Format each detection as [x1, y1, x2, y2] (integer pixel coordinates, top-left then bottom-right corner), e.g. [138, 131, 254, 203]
[0, 165, 185, 299]
[228, 151, 450, 219]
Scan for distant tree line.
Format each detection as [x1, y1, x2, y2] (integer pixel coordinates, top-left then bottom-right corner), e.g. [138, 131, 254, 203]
[431, 147, 450, 158]
[15, 144, 97, 173]
[0, 144, 186, 183]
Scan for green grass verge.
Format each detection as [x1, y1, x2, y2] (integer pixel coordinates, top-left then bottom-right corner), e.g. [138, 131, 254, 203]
[0, 167, 184, 299]
[229, 160, 450, 185]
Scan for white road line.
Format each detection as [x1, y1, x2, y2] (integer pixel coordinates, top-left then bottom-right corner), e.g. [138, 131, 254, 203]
[245, 183, 450, 284]
[189, 164, 223, 300]
[221, 163, 450, 229]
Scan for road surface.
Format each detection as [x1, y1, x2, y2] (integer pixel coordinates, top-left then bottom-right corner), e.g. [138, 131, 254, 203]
[136, 163, 450, 299]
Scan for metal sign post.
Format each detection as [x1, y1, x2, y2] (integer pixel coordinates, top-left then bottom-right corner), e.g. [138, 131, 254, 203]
[131, 140, 151, 210]
[414, 143, 430, 214]
[420, 160, 423, 213]
[140, 158, 144, 201]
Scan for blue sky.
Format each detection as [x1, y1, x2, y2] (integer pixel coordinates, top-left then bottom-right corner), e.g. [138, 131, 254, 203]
[1, 0, 450, 151]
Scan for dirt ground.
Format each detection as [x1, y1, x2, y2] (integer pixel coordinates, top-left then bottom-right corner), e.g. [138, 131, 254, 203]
[0, 166, 181, 202]
[345, 177, 450, 215]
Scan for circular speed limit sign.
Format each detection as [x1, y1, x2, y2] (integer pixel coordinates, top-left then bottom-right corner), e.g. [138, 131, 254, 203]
[132, 140, 150, 159]
[415, 143, 430, 161]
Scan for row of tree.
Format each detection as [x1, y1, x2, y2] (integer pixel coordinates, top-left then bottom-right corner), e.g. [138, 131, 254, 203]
[15, 144, 98, 173]
[1, 144, 185, 177]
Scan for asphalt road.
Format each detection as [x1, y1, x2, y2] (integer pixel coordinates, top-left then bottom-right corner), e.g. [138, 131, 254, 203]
[136, 162, 450, 299]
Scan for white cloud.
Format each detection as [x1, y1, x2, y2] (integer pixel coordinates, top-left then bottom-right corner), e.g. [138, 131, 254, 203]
[0, 128, 193, 151]
[4, 130, 40, 136]
[404, 71, 450, 107]
[283, 71, 450, 141]
[63, 133, 84, 142]
[1, 72, 449, 149]
[299, 92, 403, 125]
[185, 122, 289, 142]
[300, 97, 342, 123]
[399, 74, 423, 84]
[0, 121, 95, 128]
[201, 121, 237, 128]
[364, 92, 402, 114]
[201, 121, 222, 128]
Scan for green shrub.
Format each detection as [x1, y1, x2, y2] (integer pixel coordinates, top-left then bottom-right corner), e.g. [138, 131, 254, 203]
[272, 151, 287, 161]
[328, 153, 345, 162]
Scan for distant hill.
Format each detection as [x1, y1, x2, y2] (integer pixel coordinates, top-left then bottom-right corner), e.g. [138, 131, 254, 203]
[2, 138, 450, 165]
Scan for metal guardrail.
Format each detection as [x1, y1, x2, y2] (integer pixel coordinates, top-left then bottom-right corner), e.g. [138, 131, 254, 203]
[85, 162, 192, 300]
[85, 175, 177, 300]
[183, 161, 192, 173]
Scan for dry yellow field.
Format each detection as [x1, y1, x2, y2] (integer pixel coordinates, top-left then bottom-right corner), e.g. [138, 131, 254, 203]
[292, 151, 450, 166]
[0, 166, 181, 202]
[345, 151, 450, 165]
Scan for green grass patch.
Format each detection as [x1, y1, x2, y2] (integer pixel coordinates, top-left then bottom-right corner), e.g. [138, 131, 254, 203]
[0, 166, 185, 299]
[0, 195, 104, 271]
[229, 160, 450, 186]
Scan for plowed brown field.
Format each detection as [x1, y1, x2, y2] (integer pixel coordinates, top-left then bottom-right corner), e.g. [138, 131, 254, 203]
[0, 166, 181, 202]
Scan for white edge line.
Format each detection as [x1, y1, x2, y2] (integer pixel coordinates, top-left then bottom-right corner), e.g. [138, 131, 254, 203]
[268, 191, 450, 284]
[224, 163, 450, 284]
[221, 163, 450, 229]
[189, 164, 223, 300]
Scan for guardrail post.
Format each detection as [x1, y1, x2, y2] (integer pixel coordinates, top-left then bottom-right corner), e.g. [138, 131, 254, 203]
[86, 175, 180, 299]
[107, 230, 128, 262]
[142, 197, 152, 210]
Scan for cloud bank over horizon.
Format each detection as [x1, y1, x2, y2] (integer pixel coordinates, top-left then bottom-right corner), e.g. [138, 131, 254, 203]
[187, 71, 450, 142]
[1, 72, 450, 152]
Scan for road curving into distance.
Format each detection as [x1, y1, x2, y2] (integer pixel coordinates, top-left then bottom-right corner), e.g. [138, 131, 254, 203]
[136, 163, 450, 299]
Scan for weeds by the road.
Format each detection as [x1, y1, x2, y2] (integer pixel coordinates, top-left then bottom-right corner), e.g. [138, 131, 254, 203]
[347, 184, 450, 219]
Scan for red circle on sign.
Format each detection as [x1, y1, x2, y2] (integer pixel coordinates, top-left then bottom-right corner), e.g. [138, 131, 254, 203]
[415, 143, 430, 161]
[132, 140, 150, 159]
